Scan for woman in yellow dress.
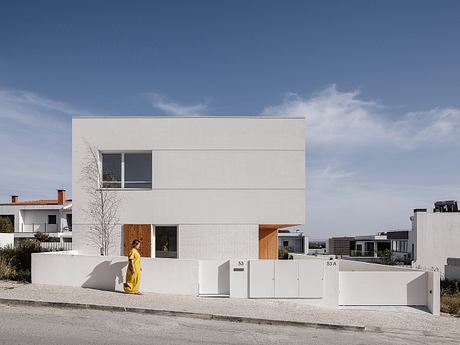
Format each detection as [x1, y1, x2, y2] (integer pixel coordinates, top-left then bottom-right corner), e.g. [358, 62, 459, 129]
[124, 240, 142, 294]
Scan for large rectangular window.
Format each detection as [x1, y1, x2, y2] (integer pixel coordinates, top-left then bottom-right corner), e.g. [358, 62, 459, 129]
[102, 154, 122, 188]
[101, 152, 152, 189]
[125, 153, 152, 188]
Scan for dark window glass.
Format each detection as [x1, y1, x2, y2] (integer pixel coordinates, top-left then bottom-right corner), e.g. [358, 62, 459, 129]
[125, 153, 152, 188]
[155, 226, 177, 258]
[48, 215, 56, 224]
[102, 153, 122, 187]
[66, 214, 72, 229]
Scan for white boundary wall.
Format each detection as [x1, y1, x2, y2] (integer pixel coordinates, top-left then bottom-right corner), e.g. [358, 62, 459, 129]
[339, 271, 427, 305]
[0, 233, 14, 248]
[31, 253, 440, 314]
[32, 252, 198, 295]
[338, 260, 440, 315]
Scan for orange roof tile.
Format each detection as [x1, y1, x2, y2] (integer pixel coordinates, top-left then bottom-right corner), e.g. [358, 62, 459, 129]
[2, 199, 72, 206]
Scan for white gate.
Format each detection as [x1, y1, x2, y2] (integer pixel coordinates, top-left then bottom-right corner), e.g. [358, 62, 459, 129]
[198, 260, 230, 296]
[249, 259, 324, 298]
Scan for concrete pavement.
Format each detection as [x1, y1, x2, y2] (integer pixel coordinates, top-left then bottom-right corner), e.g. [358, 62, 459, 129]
[0, 281, 459, 340]
[0, 304, 458, 345]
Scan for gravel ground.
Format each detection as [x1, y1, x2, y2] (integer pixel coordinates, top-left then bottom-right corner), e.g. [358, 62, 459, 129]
[1, 281, 459, 339]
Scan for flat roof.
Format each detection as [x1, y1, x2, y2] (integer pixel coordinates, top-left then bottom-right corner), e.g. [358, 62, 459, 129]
[72, 115, 305, 119]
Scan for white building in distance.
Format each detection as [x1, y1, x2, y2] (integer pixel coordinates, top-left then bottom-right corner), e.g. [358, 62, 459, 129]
[409, 201, 460, 277]
[0, 190, 72, 246]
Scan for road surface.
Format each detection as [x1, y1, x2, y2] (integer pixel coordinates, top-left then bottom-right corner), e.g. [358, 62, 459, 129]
[0, 305, 456, 345]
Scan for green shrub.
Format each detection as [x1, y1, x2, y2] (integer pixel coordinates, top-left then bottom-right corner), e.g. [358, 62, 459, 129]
[378, 249, 394, 265]
[440, 280, 460, 315]
[278, 247, 289, 260]
[34, 232, 50, 242]
[0, 257, 29, 281]
[441, 280, 460, 296]
[0, 239, 47, 282]
[441, 295, 460, 315]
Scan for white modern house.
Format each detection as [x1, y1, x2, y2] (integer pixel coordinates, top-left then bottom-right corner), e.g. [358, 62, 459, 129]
[0, 190, 72, 247]
[72, 116, 306, 259]
[31, 115, 440, 315]
[409, 201, 460, 277]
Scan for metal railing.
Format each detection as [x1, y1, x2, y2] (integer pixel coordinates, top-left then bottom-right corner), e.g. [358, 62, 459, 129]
[350, 250, 375, 257]
[40, 242, 72, 251]
[21, 224, 58, 233]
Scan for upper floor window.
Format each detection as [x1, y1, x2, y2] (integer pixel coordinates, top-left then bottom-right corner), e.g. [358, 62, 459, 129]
[48, 215, 57, 224]
[101, 152, 152, 189]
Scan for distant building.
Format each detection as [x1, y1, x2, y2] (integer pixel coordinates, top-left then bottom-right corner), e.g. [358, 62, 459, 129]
[0, 190, 72, 247]
[278, 228, 308, 254]
[409, 201, 460, 276]
[326, 237, 353, 256]
[326, 231, 410, 263]
[352, 231, 409, 262]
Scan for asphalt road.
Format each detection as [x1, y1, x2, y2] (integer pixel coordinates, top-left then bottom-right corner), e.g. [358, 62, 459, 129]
[0, 305, 457, 345]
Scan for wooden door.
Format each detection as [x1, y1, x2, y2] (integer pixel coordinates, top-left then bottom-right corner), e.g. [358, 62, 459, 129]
[124, 224, 152, 257]
[258, 225, 278, 260]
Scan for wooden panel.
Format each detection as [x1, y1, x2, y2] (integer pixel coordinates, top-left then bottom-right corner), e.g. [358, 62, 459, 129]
[258, 226, 278, 260]
[124, 224, 152, 257]
[258, 224, 300, 260]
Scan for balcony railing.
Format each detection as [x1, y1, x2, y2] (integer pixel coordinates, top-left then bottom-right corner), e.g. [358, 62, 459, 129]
[350, 250, 375, 257]
[22, 224, 58, 233]
[40, 242, 72, 251]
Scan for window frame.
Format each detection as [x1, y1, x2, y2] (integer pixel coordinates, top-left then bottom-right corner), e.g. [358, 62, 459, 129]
[100, 151, 153, 190]
[48, 215, 57, 225]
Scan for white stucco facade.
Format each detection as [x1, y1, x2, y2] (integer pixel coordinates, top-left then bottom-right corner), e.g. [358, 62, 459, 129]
[411, 210, 460, 277]
[72, 116, 305, 258]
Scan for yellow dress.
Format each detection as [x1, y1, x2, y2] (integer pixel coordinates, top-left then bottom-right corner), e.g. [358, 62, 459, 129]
[124, 248, 141, 293]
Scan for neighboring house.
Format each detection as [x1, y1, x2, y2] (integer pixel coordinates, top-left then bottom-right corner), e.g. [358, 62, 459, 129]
[409, 201, 460, 276]
[326, 231, 410, 263]
[0, 190, 72, 246]
[352, 231, 410, 262]
[326, 237, 353, 256]
[72, 116, 305, 259]
[278, 228, 308, 254]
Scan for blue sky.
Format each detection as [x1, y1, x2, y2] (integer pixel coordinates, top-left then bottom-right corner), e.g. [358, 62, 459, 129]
[0, 0, 459, 238]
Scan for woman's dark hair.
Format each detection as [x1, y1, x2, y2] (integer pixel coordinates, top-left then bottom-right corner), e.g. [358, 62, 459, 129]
[132, 239, 141, 247]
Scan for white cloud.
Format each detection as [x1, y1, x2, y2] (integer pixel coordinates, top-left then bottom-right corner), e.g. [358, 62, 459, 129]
[0, 88, 84, 201]
[147, 93, 208, 115]
[262, 85, 460, 150]
[0, 88, 81, 130]
[262, 85, 460, 238]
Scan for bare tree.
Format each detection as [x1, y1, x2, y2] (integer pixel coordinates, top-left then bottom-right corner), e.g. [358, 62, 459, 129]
[81, 144, 121, 256]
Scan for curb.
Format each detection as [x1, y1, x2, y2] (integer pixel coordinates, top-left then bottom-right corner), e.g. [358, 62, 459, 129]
[0, 298, 365, 332]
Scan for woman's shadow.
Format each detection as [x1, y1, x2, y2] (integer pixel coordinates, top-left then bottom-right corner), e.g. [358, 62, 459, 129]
[82, 261, 127, 292]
